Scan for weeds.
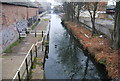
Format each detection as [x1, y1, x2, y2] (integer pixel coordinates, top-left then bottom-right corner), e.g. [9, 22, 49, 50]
[4, 39, 21, 53]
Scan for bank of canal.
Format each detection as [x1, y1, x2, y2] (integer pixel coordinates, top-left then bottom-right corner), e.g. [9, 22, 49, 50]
[44, 14, 109, 80]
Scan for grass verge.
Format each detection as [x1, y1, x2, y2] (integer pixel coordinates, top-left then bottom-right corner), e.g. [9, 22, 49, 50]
[4, 39, 21, 53]
[43, 18, 49, 21]
[31, 21, 40, 30]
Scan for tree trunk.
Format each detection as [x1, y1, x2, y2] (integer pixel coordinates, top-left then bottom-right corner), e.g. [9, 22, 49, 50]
[113, 2, 120, 49]
[91, 18, 97, 35]
[77, 6, 80, 23]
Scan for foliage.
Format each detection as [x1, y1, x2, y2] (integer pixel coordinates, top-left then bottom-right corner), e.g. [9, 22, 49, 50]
[99, 58, 106, 65]
[43, 18, 49, 21]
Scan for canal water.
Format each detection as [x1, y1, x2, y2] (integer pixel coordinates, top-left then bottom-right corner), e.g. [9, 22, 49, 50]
[44, 14, 103, 80]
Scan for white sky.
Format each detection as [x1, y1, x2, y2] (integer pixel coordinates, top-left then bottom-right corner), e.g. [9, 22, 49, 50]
[30, 0, 62, 6]
[31, 0, 116, 6]
[30, 0, 55, 3]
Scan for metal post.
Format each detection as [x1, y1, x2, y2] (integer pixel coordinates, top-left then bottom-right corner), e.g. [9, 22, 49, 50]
[42, 42, 43, 51]
[47, 33, 49, 41]
[25, 58, 29, 75]
[25, 58, 29, 80]
[35, 30, 36, 37]
[30, 50, 33, 69]
[42, 31, 43, 37]
[45, 46, 47, 56]
[35, 45, 37, 57]
[18, 71, 21, 81]
[49, 20, 50, 29]
[43, 57, 45, 70]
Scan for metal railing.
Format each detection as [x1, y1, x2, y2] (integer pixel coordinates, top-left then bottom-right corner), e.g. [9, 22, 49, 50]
[12, 34, 46, 81]
[12, 17, 50, 81]
[39, 11, 47, 17]
[30, 30, 46, 37]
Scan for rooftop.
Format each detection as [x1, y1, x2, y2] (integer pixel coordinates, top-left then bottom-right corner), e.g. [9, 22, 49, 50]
[0, 0, 38, 8]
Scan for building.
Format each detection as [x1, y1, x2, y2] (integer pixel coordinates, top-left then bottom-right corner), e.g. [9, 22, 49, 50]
[34, 0, 45, 14]
[34, 0, 51, 14]
[0, 0, 38, 54]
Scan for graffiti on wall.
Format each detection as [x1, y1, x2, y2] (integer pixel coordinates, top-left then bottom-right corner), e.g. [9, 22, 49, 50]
[28, 18, 33, 27]
[16, 19, 27, 32]
[0, 16, 38, 53]
[28, 16, 37, 27]
[33, 16, 37, 24]
[2, 23, 19, 51]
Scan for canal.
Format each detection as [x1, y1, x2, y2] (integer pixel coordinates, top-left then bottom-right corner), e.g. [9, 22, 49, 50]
[44, 14, 105, 80]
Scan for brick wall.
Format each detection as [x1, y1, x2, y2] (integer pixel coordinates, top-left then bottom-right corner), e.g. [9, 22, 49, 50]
[28, 7, 38, 19]
[98, 2, 107, 11]
[27, 8, 38, 27]
[2, 4, 28, 26]
[0, 4, 38, 54]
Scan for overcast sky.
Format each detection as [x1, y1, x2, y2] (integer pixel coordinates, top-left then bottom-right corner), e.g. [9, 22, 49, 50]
[30, 0, 116, 5]
[30, 0, 54, 3]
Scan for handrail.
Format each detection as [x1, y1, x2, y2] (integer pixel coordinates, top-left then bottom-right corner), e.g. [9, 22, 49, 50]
[12, 44, 34, 81]
[39, 11, 47, 17]
[12, 34, 46, 81]
[12, 17, 50, 81]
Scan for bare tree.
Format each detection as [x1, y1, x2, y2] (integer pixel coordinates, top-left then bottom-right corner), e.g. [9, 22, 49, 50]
[113, 1, 120, 49]
[76, 2, 84, 23]
[84, 2, 99, 35]
[63, 2, 84, 22]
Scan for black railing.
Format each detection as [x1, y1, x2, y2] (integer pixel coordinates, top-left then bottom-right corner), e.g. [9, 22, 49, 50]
[12, 35, 46, 81]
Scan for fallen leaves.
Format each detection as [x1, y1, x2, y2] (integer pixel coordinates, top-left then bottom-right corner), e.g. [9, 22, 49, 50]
[65, 21, 120, 79]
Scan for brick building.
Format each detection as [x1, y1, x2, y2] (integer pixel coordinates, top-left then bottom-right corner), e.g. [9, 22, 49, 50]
[0, 0, 38, 54]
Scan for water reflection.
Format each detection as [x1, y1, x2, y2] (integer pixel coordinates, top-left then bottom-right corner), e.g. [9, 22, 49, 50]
[45, 14, 101, 80]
